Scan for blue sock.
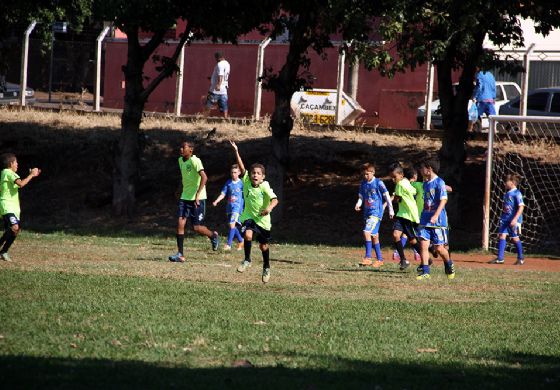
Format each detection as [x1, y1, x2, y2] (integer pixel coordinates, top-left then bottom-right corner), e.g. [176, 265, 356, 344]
[498, 238, 506, 260]
[365, 240, 372, 258]
[401, 236, 408, 248]
[515, 240, 524, 259]
[227, 228, 236, 246]
[422, 265, 430, 274]
[234, 227, 244, 243]
[374, 243, 383, 261]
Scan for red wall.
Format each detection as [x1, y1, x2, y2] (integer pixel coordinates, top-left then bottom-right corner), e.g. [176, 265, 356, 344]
[103, 39, 432, 128]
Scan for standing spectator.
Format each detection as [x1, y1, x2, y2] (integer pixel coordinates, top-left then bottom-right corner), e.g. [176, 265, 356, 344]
[473, 67, 496, 119]
[204, 52, 230, 118]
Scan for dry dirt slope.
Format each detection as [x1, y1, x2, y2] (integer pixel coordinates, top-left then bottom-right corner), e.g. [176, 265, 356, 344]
[0, 108, 486, 249]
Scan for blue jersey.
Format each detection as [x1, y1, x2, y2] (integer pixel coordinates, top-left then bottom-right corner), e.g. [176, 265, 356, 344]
[420, 176, 448, 227]
[359, 178, 388, 218]
[221, 179, 244, 214]
[501, 188, 524, 224]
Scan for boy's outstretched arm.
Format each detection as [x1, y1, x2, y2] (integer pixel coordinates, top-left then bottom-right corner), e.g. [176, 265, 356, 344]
[212, 192, 226, 207]
[384, 192, 395, 218]
[15, 168, 41, 188]
[230, 141, 245, 176]
[260, 198, 278, 216]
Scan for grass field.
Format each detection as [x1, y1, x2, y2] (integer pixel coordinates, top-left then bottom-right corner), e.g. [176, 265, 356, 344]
[1, 232, 559, 389]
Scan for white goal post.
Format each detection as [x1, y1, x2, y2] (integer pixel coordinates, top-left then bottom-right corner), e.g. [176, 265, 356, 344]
[483, 115, 560, 254]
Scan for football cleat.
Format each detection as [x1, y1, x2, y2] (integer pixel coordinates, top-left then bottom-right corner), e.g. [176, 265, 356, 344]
[168, 252, 185, 263]
[237, 260, 251, 273]
[488, 258, 505, 264]
[262, 268, 271, 283]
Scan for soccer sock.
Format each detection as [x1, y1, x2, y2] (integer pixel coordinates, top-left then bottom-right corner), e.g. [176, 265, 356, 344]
[365, 240, 372, 258]
[413, 242, 422, 256]
[0, 230, 8, 247]
[401, 236, 408, 248]
[515, 240, 524, 259]
[394, 240, 406, 262]
[176, 234, 184, 255]
[0, 230, 16, 253]
[227, 227, 237, 246]
[234, 227, 244, 243]
[244, 240, 252, 262]
[374, 243, 383, 261]
[422, 265, 430, 274]
[497, 238, 506, 260]
[262, 248, 270, 269]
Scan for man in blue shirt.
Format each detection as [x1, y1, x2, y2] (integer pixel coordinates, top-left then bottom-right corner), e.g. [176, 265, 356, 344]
[473, 68, 497, 119]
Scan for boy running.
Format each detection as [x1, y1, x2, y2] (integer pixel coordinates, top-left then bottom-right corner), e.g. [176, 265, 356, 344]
[169, 140, 219, 263]
[392, 167, 422, 263]
[212, 164, 244, 251]
[230, 141, 278, 283]
[355, 163, 394, 268]
[416, 159, 455, 280]
[0, 153, 41, 261]
[390, 165, 422, 271]
[489, 173, 525, 265]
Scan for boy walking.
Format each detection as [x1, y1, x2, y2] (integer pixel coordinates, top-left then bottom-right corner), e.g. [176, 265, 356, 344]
[0, 153, 41, 261]
[489, 174, 525, 265]
[230, 141, 278, 283]
[355, 163, 394, 268]
[416, 159, 455, 280]
[169, 140, 219, 263]
[212, 164, 244, 251]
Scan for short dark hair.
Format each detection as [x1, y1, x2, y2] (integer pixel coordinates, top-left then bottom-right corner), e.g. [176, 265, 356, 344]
[214, 51, 223, 60]
[1, 153, 16, 169]
[420, 158, 440, 174]
[506, 173, 521, 185]
[361, 163, 375, 173]
[404, 167, 417, 180]
[250, 163, 265, 175]
[391, 165, 404, 175]
[231, 164, 240, 170]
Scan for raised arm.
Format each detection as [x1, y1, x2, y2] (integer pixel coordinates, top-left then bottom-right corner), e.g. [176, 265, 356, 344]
[230, 140, 245, 176]
[15, 168, 40, 188]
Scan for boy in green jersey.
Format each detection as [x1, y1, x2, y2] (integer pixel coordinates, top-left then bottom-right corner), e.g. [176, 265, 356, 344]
[169, 140, 219, 263]
[390, 165, 423, 270]
[230, 141, 278, 284]
[0, 153, 41, 261]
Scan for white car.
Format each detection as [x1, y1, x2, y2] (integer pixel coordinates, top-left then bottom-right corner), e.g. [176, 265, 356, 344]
[417, 81, 521, 131]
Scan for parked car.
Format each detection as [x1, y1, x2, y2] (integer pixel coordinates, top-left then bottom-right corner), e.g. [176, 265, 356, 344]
[498, 87, 560, 116]
[0, 80, 35, 105]
[417, 81, 521, 130]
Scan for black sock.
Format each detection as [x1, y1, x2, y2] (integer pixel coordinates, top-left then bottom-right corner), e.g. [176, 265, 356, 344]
[0, 230, 8, 247]
[1, 230, 16, 253]
[176, 234, 184, 255]
[394, 240, 406, 262]
[262, 249, 270, 269]
[244, 240, 252, 262]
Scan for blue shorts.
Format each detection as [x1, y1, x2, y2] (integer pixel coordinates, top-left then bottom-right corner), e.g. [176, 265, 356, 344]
[363, 215, 381, 235]
[241, 219, 271, 244]
[418, 226, 448, 245]
[476, 101, 496, 117]
[206, 92, 228, 112]
[498, 220, 521, 238]
[393, 217, 418, 239]
[2, 213, 19, 229]
[227, 211, 241, 225]
[177, 199, 206, 226]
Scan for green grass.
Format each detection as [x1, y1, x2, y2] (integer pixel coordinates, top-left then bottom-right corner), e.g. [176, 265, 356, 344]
[1, 232, 560, 389]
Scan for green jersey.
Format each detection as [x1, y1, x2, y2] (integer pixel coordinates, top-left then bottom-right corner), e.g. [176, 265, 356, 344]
[0, 169, 21, 218]
[411, 181, 424, 216]
[179, 155, 207, 201]
[240, 172, 277, 231]
[395, 178, 419, 223]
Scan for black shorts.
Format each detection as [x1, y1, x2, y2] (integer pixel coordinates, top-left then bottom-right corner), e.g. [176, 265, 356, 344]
[177, 199, 206, 226]
[393, 216, 418, 239]
[241, 219, 271, 244]
[3, 213, 20, 229]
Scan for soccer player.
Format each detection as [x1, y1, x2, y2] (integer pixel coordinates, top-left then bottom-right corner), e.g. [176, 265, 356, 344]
[169, 140, 219, 263]
[489, 173, 525, 265]
[230, 141, 278, 283]
[392, 167, 422, 263]
[355, 163, 394, 268]
[0, 153, 41, 261]
[212, 164, 244, 251]
[390, 165, 422, 271]
[416, 159, 455, 280]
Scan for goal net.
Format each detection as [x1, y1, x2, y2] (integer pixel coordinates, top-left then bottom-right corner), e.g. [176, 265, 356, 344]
[483, 115, 560, 256]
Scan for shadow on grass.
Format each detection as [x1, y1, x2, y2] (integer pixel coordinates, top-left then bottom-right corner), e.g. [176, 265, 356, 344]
[1, 352, 559, 389]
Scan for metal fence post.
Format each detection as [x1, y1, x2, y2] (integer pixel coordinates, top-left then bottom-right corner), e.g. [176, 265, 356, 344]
[94, 26, 111, 112]
[253, 37, 271, 120]
[20, 20, 37, 107]
[482, 115, 496, 251]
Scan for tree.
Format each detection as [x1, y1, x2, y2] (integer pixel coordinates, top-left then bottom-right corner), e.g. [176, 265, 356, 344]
[262, 1, 380, 218]
[364, 0, 560, 216]
[94, 1, 275, 216]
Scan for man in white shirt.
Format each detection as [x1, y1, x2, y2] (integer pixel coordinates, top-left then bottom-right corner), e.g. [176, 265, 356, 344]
[204, 52, 230, 118]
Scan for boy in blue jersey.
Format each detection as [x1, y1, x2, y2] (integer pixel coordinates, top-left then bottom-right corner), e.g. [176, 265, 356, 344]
[355, 163, 394, 268]
[416, 159, 455, 280]
[169, 140, 220, 263]
[212, 164, 244, 251]
[489, 173, 525, 265]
